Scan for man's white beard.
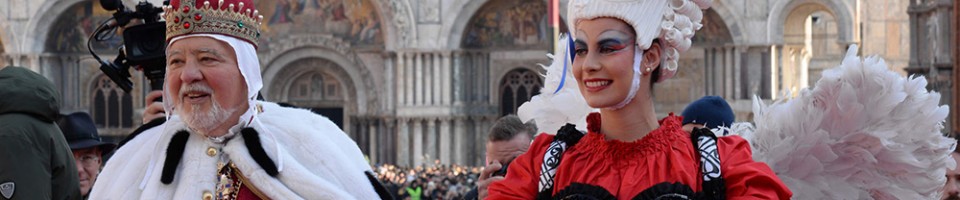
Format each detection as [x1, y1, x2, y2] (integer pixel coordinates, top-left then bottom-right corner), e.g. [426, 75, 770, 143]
[178, 83, 237, 136]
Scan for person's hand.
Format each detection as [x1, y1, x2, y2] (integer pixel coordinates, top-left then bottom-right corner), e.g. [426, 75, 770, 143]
[142, 90, 165, 124]
[478, 161, 504, 199]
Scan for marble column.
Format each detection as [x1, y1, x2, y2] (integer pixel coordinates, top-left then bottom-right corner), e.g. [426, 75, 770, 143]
[412, 119, 424, 166]
[473, 117, 486, 166]
[415, 53, 424, 105]
[397, 118, 410, 167]
[704, 48, 712, 95]
[439, 118, 452, 164]
[397, 52, 407, 106]
[442, 52, 452, 105]
[433, 52, 442, 105]
[454, 117, 467, 164]
[713, 48, 723, 97]
[726, 46, 735, 99]
[368, 119, 378, 163]
[729, 47, 747, 100]
[406, 53, 415, 106]
[425, 118, 437, 164]
[424, 53, 434, 105]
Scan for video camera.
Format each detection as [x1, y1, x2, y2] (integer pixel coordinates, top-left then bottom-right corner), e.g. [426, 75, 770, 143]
[89, 0, 168, 93]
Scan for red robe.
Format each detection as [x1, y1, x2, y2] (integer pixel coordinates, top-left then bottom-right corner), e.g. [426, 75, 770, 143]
[488, 113, 792, 199]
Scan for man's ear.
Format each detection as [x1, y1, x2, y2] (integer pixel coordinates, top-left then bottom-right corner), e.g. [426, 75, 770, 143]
[642, 42, 662, 71]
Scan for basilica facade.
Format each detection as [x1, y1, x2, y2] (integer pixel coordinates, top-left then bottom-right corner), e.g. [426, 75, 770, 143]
[0, 0, 949, 166]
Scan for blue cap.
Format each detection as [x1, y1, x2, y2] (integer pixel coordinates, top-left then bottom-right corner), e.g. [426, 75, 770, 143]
[681, 96, 735, 129]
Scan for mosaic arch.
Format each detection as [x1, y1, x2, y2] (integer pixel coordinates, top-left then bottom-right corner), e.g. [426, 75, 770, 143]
[692, 9, 733, 47]
[45, 1, 120, 54]
[253, 0, 385, 49]
[461, 0, 556, 49]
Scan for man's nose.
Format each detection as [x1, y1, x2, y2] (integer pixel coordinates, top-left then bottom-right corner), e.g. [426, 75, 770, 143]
[179, 63, 203, 83]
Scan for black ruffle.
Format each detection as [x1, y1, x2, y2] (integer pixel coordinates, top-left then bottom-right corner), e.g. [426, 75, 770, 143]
[632, 182, 700, 200]
[552, 183, 616, 200]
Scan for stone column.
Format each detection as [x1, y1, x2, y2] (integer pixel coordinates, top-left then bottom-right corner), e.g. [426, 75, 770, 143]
[442, 52, 452, 105]
[703, 48, 712, 95]
[412, 118, 424, 166]
[433, 52, 443, 105]
[726, 46, 735, 99]
[397, 118, 410, 167]
[731, 47, 747, 99]
[406, 53, 416, 106]
[454, 117, 467, 164]
[713, 48, 724, 97]
[425, 118, 437, 164]
[397, 52, 407, 106]
[439, 118, 452, 164]
[368, 119, 378, 163]
[424, 53, 434, 105]
[415, 53, 424, 105]
[473, 117, 486, 166]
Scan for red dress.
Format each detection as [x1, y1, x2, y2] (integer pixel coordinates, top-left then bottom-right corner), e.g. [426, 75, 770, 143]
[488, 113, 792, 199]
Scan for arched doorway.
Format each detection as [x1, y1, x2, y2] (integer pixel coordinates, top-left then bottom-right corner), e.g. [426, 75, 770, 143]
[285, 70, 346, 129]
[778, 3, 844, 97]
[275, 58, 354, 131]
[499, 68, 542, 116]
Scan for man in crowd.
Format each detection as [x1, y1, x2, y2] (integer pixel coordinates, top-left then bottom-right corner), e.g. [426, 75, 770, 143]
[89, 0, 385, 198]
[681, 96, 736, 134]
[463, 115, 536, 200]
[58, 112, 116, 198]
[0, 66, 80, 199]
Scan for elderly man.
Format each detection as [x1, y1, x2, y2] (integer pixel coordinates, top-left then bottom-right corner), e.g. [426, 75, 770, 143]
[89, 0, 384, 199]
[58, 112, 116, 198]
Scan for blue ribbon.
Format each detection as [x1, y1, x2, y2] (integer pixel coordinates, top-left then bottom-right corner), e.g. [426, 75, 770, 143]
[553, 35, 575, 94]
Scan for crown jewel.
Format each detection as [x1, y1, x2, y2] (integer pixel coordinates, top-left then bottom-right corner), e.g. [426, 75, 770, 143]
[163, 0, 263, 48]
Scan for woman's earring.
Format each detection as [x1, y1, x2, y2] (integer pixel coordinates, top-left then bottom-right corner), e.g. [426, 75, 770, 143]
[645, 67, 653, 74]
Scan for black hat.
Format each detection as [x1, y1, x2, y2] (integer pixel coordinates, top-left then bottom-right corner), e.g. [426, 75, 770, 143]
[681, 96, 735, 129]
[59, 112, 116, 155]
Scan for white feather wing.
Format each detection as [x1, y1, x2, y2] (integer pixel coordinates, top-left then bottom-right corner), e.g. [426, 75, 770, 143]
[731, 45, 957, 199]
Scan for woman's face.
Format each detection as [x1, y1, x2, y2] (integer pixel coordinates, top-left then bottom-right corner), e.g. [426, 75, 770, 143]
[573, 17, 638, 108]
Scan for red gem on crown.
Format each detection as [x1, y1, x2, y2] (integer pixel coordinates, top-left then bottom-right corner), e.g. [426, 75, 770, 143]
[174, 17, 180, 23]
[194, 13, 202, 21]
[183, 5, 190, 13]
[183, 22, 191, 29]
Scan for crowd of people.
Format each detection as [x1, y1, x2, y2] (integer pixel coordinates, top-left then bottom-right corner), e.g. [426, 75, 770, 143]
[373, 162, 481, 200]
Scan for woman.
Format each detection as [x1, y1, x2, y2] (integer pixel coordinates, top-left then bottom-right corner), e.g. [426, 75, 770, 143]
[487, 0, 792, 199]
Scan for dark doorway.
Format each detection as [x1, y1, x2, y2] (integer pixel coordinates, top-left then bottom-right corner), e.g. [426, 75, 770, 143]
[308, 107, 344, 129]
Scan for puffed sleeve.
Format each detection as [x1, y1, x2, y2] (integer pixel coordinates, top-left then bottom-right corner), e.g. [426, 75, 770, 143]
[487, 134, 554, 200]
[718, 135, 793, 200]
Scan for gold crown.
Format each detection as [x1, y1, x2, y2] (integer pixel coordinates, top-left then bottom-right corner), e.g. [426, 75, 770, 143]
[163, 0, 263, 48]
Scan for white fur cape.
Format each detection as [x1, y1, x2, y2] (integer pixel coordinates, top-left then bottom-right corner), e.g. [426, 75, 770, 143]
[89, 101, 379, 199]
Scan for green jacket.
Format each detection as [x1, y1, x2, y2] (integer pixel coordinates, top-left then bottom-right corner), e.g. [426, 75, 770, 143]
[0, 67, 80, 200]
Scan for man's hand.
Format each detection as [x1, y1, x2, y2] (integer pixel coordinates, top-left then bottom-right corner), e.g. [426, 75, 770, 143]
[478, 161, 504, 199]
[142, 91, 165, 124]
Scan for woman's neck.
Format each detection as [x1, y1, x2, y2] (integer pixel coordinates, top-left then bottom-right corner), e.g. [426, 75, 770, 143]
[598, 94, 660, 142]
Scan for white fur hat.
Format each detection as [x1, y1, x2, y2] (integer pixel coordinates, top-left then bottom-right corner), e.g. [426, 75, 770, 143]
[567, 0, 712, 81]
